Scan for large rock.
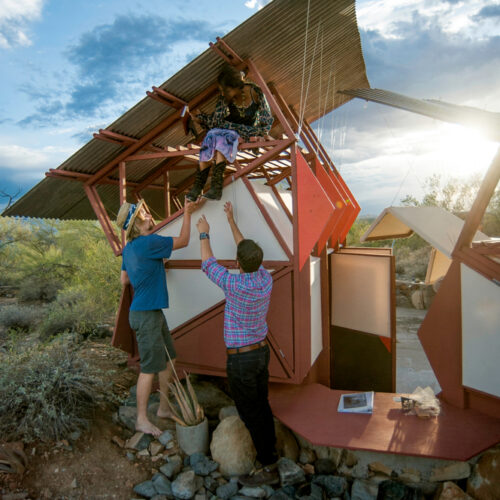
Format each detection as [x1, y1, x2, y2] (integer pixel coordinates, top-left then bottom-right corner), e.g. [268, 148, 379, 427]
[314, 458, 336, 475]
[158, 430, 175, 446]
[278, 457, 305, 486]
[133, 480, 157, 498]
[377, 480, 422, 500]
[298, 448, 317, 465]
[239, 486, 267, 498]
[215, 480, 239, 499]
[219, 405, 239, 421]
[171, 470, 198, 500]
[430, 462, 471, 482]
[126, 432, 154, 451]
[351, 478, 379, 500]
[311, 445, 342, 468]
[118, 406, 137, 431]
[210, 416, 256, 476]
[191, 380, 234, 420]
[368, 461, 392, 477]
[275, 420, 299, 462]
[191, 455, 218, 476]
[436, 481, 472, 499]
[467, 447, 500, 500]
[152, 474, 174, 497]
[312, 475, 347, 497]
[160, 455, 183, 479]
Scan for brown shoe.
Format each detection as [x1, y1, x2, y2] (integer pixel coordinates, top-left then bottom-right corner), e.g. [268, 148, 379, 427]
[238, 465, 280, 486]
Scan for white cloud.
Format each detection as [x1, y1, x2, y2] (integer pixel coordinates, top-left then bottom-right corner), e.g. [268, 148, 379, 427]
[244, 0, 271, 10]
[0, 142, 72, 182]
[0, 0, 44, 48]
[357, 0, 499, 40]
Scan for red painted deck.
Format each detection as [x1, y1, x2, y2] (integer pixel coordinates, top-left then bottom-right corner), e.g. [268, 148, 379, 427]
[269, 383, 500, 461]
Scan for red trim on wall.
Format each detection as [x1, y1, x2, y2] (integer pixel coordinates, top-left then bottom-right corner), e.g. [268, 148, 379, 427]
[464, 386, 500, 419]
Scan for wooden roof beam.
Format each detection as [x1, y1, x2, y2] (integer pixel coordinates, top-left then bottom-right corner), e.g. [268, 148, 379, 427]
[146, 87, 187, 109]
[45, 169, 164, 190]
[86, 83, 219, 186]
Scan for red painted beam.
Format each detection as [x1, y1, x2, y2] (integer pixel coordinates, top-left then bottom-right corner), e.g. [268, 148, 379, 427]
[85, 83, 219, 186]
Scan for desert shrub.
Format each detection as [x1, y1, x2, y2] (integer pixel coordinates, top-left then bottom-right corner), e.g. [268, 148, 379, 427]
[38, 305, 82, 340]
[394, 245, 431, 280]
[38, 291, 111, 341]
[0, 305, 38, 332]
[18, 275, 63, 302]
[0, 344, 105, 442]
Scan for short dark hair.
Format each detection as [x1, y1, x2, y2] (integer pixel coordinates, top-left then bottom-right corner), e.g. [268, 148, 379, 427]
[217, 63, 245, 90]
[237, 239, 263, 273]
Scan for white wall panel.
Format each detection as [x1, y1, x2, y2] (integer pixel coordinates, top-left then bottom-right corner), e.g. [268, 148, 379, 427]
[156, 179, 287, 261]
[251, 181, 293, 253]
[163, 268, 238, 330]
[331, 253, 391, 337]
[461, 264, 500, 398]
[310, 256, 323, 365]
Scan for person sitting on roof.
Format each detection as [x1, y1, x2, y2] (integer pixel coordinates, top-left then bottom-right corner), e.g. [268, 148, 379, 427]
[185, 64, 274, 202]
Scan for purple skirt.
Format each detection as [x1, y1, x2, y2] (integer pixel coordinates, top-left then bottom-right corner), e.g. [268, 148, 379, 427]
[199, 128, 240, 164]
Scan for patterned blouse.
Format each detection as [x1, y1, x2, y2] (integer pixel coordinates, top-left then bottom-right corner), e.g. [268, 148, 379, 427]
[196, 83, 274, 141]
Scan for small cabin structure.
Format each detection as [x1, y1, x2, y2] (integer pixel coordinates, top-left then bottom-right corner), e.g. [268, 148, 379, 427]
[4, 0, 500, 461]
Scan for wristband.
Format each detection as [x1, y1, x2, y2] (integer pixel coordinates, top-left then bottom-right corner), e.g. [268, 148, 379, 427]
[199, 232, 210, 240]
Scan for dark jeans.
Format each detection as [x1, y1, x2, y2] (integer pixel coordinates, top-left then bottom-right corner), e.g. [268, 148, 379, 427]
[226, 344, 278, 466]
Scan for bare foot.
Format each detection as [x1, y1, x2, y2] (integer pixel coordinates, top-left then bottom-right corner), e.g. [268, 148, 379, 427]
[136, 418, 161, 437]
[157, 408, 173, 419]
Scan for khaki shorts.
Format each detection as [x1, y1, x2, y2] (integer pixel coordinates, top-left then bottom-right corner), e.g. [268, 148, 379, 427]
[129, 310, 176, 374]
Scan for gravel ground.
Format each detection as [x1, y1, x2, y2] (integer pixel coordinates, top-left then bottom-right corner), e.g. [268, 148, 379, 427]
[396, 307, 441, 394]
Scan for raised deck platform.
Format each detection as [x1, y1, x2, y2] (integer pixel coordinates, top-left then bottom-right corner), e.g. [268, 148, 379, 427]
[269, 383, 500, 461]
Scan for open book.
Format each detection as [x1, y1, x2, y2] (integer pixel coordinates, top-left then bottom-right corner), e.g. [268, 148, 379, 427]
[338, 391, 374, 414]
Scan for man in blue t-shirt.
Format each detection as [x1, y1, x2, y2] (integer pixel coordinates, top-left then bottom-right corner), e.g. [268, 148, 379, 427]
[117, 198, 198, 436]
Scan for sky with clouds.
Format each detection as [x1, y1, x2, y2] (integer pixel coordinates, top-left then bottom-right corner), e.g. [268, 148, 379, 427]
[0, 0, 499, 215]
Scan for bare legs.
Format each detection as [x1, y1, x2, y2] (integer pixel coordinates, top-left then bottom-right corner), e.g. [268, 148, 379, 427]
[135, 361, 175, 437]
[200, 151, 226, 171]
[136, 372, 161, 436]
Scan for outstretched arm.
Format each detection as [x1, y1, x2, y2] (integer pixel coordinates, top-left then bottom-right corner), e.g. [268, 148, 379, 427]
[196, 215, 214, 262]
[172, 199, 199, 250]
[224, 201, 244, 245]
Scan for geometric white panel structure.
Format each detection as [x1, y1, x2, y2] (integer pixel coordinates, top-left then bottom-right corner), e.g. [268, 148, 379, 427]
[157, 178, 289, 261]
[461, 263, 500, 398]
[331, 253, 391, 337]
[162, 269, 227, 330]
[310, 256, 323, 365]
[252, 180, 294, 253]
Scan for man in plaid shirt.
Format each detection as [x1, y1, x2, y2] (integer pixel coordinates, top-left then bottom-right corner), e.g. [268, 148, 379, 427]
[197, 202, 279, 486]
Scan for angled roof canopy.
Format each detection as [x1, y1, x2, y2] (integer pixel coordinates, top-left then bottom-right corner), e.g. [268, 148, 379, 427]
[3, 0, 368, 221]
[340, 88, 500, 142]
[361, 206, 490, 258]
[361, 206, 494, 284]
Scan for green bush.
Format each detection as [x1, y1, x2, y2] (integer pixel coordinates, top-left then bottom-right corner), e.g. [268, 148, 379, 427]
[0, 344, 105, 442]
[0, 305, 38, 332]
[39, 305, 82, 340]
[18, 275, 63, 302]
[38, 290, 112, 340]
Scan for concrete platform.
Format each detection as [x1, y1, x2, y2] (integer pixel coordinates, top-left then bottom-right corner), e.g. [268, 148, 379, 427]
[269, 383, 500, 461]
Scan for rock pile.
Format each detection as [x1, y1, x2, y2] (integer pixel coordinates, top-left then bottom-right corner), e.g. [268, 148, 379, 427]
[113, 384, 499, 500]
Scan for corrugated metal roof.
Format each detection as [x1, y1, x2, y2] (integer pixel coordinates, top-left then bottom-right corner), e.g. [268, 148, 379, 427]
[340, 88, 500, 142]
[4, 0, 369, 220]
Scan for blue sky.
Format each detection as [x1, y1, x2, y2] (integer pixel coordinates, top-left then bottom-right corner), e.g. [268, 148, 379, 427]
[1, 0, 499, 215]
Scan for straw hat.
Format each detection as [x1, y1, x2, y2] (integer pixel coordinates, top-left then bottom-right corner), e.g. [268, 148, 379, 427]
[116, 199, 146, 240]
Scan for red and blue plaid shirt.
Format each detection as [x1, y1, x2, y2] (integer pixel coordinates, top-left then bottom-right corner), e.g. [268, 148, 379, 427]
[201, 257, 273, 348]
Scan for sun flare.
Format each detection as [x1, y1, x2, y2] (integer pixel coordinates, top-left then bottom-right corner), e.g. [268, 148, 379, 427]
[433, 124, 498, 177]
